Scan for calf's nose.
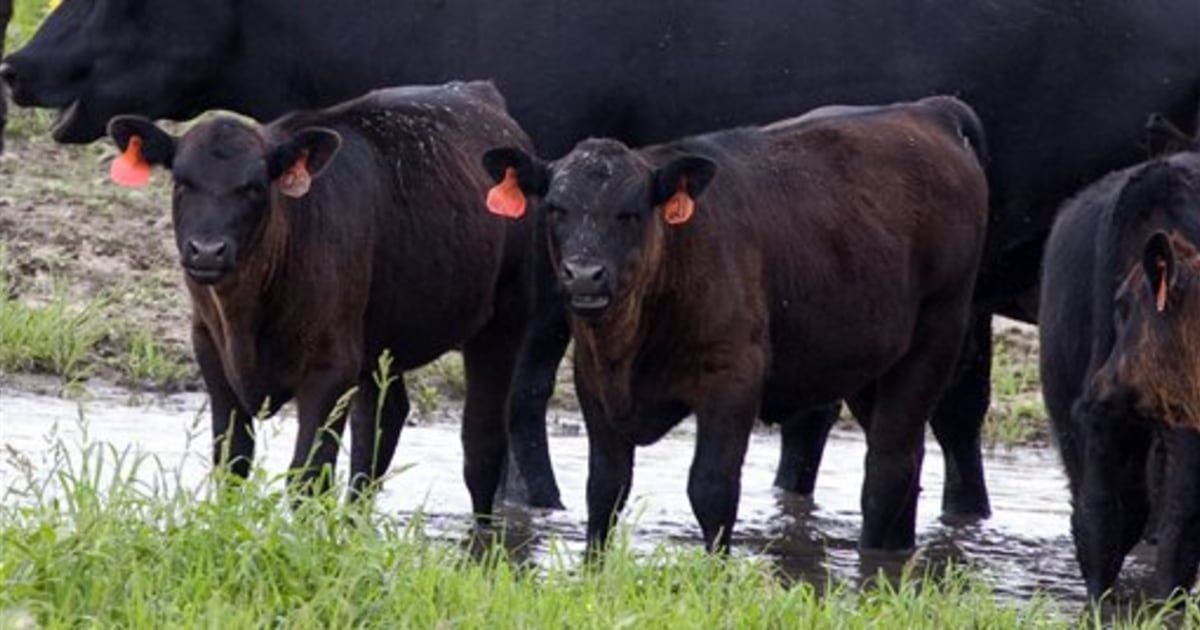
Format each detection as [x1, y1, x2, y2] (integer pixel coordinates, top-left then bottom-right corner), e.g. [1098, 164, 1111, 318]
[561, 259, 608, 294]
[185, 239, 229, 267]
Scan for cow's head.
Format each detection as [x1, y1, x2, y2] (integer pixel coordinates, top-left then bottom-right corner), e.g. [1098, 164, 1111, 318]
[1089, 158, 1200, 428]
[1, 0, 237, 143]
[106, 115, 340, 285]
[1098, 231, 1200, 428]
[483, 140, 715, 316]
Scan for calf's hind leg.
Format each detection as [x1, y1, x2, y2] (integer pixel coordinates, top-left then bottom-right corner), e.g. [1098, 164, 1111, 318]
[504, 306, 570, 509]
[461, 326, 523, 520]
[504, 215, 571, 509]
[773, 404, 840, 495]
[775, 319, 991, 520]
[859, 301, 970, 550]
[928, 310, 992, 519]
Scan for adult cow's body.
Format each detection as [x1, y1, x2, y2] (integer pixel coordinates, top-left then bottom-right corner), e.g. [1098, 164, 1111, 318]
[1040, 151, 1200, 598]
[484, 96, 989, 551]
[107, 82, 533, 513]
[0, 0, 12, 153]
[5, 1, 1200, 512]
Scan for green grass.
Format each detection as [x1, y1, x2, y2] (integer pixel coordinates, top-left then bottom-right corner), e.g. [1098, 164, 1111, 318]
[985, 327, 1049, 447]
[3, 429, 1199, 628]
[0, 437, 1062, 629]
[0, 248, 107, 384]
[4, 2, 57, 140]
[5, 0, 52, 54]
[119, 327, 191, 390]
[409, 353, 467, 418]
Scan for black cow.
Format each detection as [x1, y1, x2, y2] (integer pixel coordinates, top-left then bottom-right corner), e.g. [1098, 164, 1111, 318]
[1041, 150, 1200, 599]
[0, 0, 11, 153]
[5, 1, 1200, 515]
[483, 96, 989, 552]
[106, 82, 534, 515]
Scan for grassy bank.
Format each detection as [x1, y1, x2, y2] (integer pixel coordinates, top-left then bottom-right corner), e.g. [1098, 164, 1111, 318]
[2, 437, 1174, 629]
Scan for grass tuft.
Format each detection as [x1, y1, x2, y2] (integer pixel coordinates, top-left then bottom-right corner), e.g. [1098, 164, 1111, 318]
[0, 248, 107, 384]
[986, 321, 1049, 447]
[118, 327, 192, 390]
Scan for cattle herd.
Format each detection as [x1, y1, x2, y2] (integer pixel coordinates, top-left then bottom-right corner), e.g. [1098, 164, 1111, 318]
[1, 0, 1200, 602]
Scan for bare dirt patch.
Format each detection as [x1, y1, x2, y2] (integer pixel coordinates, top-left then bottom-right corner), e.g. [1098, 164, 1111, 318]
[1, 111, 195, 390]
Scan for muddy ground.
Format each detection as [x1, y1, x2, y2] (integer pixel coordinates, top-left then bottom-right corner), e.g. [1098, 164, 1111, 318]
[1, 111, 194, 388]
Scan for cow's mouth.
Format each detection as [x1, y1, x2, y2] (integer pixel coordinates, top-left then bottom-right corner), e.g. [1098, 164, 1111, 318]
[184, 266, 227, 285]
[569, 294, 611, 313]
[50, 100, 82, 142]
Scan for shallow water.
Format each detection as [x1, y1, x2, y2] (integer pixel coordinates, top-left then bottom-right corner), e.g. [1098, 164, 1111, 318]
[0, 385, 1156, 607]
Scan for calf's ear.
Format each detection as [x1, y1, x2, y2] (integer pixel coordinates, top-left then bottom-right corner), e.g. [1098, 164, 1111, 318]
[1144, 113, 1193, 158]
[1143, 231, 1177, 313]
[268, 127, 343, 199]
[481, 147, 549, 219]
[652, 155, 717, 225]
[106, 115, 176, 187]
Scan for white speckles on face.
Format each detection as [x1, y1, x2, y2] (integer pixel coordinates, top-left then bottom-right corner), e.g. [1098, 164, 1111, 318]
[551, 178, 573, 197]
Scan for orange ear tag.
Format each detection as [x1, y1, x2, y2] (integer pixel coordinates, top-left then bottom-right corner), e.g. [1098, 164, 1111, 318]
[486, 167, 526, 219]
[278, 150, 312, 198]
[660, 181, 695, 225]
[110, 136, 151, 188]
[1156, 259, 1168, 313]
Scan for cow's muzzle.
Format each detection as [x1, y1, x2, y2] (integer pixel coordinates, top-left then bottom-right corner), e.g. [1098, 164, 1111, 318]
[560, 258, 612, 313]
[182, 238, 234, 284]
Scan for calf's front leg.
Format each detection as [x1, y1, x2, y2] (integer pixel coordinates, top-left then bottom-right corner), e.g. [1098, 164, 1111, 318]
[690, 392, 758, 552]
[581, 383, 635, 557]
[194, 326, 255, 479]
[1153, 427, 1200, 599]
[1071, 398, 1151, 599]
[290, 363, 359, 496]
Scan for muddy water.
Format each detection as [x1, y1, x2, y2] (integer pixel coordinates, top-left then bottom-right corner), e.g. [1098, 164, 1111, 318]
[0, 386, 1156, 606]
